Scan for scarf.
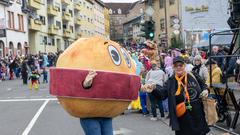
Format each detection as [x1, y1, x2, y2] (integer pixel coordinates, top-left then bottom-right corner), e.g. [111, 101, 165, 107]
[192, 64, 201, 74]
[175, 73, 190, 104]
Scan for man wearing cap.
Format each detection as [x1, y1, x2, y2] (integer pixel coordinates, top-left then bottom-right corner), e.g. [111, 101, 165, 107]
[142, 56, 210, 135]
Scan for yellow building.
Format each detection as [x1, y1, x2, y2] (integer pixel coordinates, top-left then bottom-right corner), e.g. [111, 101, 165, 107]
[104, 7, 110, 39]
[28, 0, 54, 54]
[27, 0, 98, 54]
[78, 0, 95, 38]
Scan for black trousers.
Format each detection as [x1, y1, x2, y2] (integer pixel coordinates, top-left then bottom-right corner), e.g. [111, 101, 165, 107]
[22, 73, 28, 84]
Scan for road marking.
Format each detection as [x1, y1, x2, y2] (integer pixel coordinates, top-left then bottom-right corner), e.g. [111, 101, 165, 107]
[14, 97, 26, 99]
[0, 98, 57, 102]
[39, 89, 48, 91]
[22, 99, 49, 135]
[113, 128, 132, 135]
[30, 96, 42, 98]
[7, 88, 12, 91]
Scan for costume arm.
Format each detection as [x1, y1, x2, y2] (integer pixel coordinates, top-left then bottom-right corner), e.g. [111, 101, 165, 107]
[82, 71, 97, 89]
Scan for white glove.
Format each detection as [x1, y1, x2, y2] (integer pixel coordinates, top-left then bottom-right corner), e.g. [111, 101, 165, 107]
[200, 89, 209, 98]
[83, 70, 97, 88]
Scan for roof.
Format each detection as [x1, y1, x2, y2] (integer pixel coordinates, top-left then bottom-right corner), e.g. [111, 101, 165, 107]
[129, 1, 138, 11]
[104, 2, 135, 14]
[86, 0, 94, 4]
[95, 0, 105, 7]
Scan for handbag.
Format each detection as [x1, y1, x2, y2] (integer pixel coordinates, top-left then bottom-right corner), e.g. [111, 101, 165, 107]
[202, 97, 218, 125]
[176, 102, 186, 117]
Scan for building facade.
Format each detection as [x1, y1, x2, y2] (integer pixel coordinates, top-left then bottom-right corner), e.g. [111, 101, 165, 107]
[104, 7, 110, 39]
[105, 3, 132, 43]
[143, 0, 230, 48]
[123, 1, 145, 43]
[0, 0, 109, 56]
[0, 0, 29, 58]
[26, 0, 98, 54]
[93, 0, 105, 38]
[28, 0, 110, 54]
[79, 0, 95, 38]
[143, 0, 180, 47]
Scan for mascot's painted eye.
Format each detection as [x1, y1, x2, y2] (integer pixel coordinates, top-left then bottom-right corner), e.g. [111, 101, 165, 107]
[108, 45, 121, 66]
[120, 48, 131, 68]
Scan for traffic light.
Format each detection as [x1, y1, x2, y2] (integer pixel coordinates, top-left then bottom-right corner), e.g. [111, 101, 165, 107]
[140, 20, 155, 40]
[146, 20, 155, 40]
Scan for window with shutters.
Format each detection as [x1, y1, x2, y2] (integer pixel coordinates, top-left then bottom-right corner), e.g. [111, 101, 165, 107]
[18, 14, 24, 31]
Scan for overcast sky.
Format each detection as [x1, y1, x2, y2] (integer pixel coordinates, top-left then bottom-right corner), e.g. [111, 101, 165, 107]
[102, 0, 139, 3]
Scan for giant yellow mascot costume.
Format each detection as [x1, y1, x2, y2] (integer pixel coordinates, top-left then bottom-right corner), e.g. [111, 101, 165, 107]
[50, 37, 141, 118]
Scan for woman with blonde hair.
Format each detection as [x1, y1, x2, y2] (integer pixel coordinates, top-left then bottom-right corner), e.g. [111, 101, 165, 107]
[192, 55, 208, 82]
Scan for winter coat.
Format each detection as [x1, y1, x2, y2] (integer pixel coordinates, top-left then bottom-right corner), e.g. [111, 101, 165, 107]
[206, 64, 222, 94]
[192, 64, 208, 82]
[150, 73, 207, 131]
[145, 69, 167, 86]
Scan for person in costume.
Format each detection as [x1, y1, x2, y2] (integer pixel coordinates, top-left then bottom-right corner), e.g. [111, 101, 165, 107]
[142, 56, 210, 135]
[28, 69, 40, 90]
[49, 37, 140, 135]
[80, 70, 113, 135]
[130, 53, 142, 111]
[141, 40, 159, 63]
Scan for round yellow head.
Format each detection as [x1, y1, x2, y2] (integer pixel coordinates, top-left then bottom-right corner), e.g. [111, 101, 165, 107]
[57, 37, 136, 74]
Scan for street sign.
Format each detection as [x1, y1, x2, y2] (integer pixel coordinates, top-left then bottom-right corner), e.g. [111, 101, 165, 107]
[173, 18, 180, 24]
[173, 30, 180, 35]
[145, 6, 154, 16]
[173, 23, 180, 30]
[172, 18, 180, 35]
